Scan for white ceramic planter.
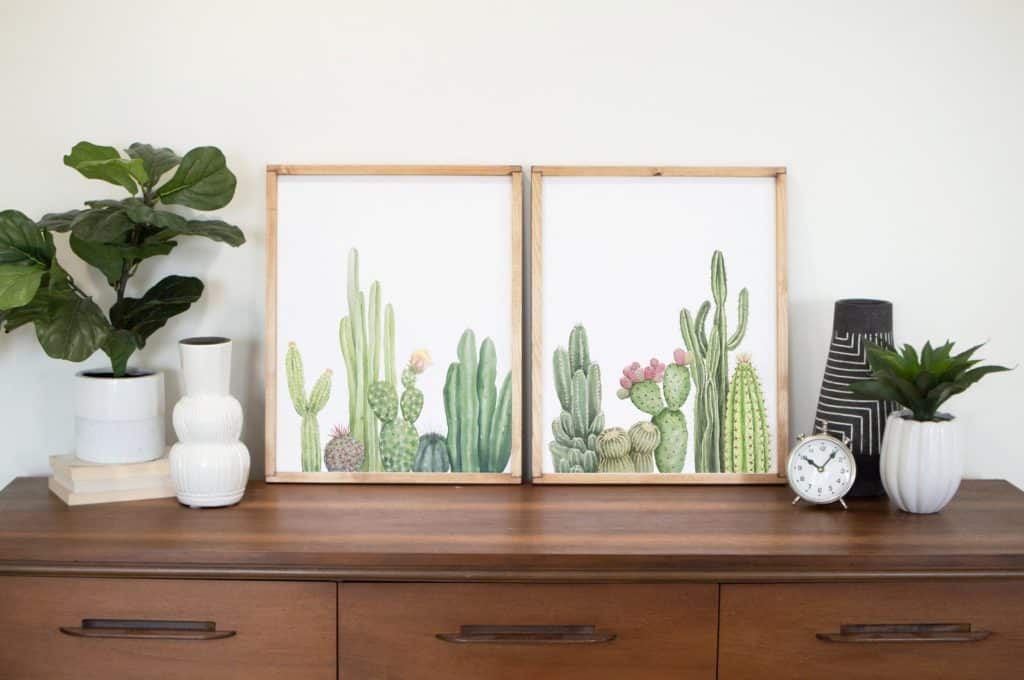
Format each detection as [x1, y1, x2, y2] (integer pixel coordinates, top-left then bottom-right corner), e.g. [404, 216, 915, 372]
[75, 370, 165, 464]
[880, 412, 965, 514]
[169, 337, 250, 508]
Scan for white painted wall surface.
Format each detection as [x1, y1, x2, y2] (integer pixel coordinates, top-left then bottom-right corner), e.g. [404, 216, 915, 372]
[1, 0, 1021, 490]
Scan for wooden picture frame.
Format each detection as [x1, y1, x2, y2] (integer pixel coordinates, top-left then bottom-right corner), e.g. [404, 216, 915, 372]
[530, 166, 788, 484]
[266, 165, 523, 483]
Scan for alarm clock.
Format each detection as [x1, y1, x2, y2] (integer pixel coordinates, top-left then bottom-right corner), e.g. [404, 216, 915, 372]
[787, 420, 856, 509]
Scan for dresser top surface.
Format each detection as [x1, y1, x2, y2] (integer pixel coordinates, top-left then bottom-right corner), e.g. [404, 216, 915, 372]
[1, 478, 1023, 581]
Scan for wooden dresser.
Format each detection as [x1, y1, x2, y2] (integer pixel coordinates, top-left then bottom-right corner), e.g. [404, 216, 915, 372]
[0, 478, 1022, 679]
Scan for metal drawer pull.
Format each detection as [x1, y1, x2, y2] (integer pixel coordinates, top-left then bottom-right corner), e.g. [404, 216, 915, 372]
[817, 623, 990, 643]
[438, 625, 616, 645]
[60, 619, 236, 640]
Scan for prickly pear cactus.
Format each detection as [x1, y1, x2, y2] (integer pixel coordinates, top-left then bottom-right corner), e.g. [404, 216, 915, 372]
[628, 421, 661, 473]
[617, 350, 691, 473]
[369, 351, 431, 473]
[414, 433, 451, 472]
[380, 420, 419, 471]
[597, 427, 633, 473]
[723, 354, 771, 472]
[324, 425, 365, 472]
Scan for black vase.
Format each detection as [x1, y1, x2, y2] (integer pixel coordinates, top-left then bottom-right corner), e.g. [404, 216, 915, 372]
[813, 299, 898, 497]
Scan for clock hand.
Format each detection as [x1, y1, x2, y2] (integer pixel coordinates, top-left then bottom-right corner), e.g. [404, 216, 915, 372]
[822, 451, 838, 467]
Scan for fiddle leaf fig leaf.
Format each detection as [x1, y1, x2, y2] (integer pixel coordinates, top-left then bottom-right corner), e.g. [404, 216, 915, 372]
[156, 146, 236, 210]
[126, 143, 180, 188]
[109, 275, 203, 344]
[0, 284, 51, 333]
[0, 210, 55, 266]
[122, 198, 187, 230]
[37, 209, 84, 232]
[173, 219, 246, 246]
[63, 142, 147, 195]
[34, 267, 109, 362]
[70, 208, 134, 242]
[69, 234, 124, 286]
[0, 264, 46, 310]
[101, 328, 143, 377]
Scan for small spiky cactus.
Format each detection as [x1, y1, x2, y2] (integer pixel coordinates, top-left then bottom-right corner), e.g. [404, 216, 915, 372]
[324, 425, 365, 472]
[285, 342, 332, 473]
[597, 427, 633, 473]
[549, 324, 603, 473]
[414, 432, 451, 472]
[629, 421, 661, 473]
[723, 355, 771, 473]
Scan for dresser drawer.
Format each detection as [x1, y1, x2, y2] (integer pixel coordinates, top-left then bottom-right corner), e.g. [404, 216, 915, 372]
[719, 580, 1024, 680]
[339, 583, 717, 679]
[0, 576, 336, 680]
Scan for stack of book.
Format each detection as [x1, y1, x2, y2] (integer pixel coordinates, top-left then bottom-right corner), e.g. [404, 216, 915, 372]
[48, 454, 175, 506]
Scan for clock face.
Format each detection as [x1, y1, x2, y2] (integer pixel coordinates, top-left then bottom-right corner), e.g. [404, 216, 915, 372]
[787, 436, 855, 504]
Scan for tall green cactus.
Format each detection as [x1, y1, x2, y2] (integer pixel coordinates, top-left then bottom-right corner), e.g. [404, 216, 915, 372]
[444, 330, 512, 473]
[679, 250, 749, 473]
[339, 248, 396, 472]
[723, 354, 771, 472]
[285, 342, 332, 472]
[616, 352, 690, 473]
[550, 324, 603, 473]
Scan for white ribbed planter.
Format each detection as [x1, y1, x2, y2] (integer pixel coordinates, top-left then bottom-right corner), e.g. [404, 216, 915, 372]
[75, 370, 165, 464]
[880, 412, 965, 514]
[169, 337, 250, 508]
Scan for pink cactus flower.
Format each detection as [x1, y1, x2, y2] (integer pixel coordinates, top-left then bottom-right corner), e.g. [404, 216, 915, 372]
[330, 425, 350, 439]
[408, 349, 432, 374]
[630, 367, 645, 383]
[643, 366, 654, 380]
[619, 376, 632, 390]
[673, 348, 688, 365]
[630, 361, 641, 370]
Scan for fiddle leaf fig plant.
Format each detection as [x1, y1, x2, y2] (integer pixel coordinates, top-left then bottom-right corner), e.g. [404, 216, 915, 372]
[849, 341, 1011, 422]
[0, 141, 245, 377]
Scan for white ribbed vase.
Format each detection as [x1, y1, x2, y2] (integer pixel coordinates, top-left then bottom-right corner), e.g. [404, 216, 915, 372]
[169, 337, 250, 508]
[880, 412, 965, 514]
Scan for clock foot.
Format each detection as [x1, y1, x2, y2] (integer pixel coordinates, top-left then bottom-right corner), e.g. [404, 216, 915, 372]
[839, 498, 848, 510]
[792, 496, 801, 505]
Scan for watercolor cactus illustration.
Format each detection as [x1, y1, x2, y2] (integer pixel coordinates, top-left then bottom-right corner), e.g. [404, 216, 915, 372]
[723, 354, 771, 473]
[616, 350, 691, 473]
[414, 432, 451, 472]
[444, 330, 513, 473]
[369, 350, 428, 472]
[679, 250, 749, 473]
[550, 325, 603, 474]
[323, 425, 365, 472]
[596, 427, 633, 472]
[285, 342, 332, 472]
[339, 248, 396, 472]
[628, 421, 661, 473]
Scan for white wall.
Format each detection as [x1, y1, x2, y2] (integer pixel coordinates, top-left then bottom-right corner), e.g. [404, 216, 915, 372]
[1, 0, 1021, 490]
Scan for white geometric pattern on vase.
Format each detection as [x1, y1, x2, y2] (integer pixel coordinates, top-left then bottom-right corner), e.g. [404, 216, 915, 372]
[169, 338, 250, 508]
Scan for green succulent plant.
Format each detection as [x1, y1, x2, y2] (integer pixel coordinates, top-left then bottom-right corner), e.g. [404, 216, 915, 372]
[0, 141, 244, 376]
[849, 341, 1011, 422]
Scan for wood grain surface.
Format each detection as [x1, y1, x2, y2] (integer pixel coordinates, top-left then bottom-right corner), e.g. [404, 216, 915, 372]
[0, 478, 1022, 581]
[719, 580, 1024, 679]
[0, 576, 336, 679]
[340, 583, 717, 679]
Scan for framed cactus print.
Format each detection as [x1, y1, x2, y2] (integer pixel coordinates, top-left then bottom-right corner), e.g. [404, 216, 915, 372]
[266, 165, 523, 483]
[530, 166, 788, 484]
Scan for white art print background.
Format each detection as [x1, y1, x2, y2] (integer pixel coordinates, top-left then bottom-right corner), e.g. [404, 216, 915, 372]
[275, 175, 512, 473]
[540, 176, 778, 474]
